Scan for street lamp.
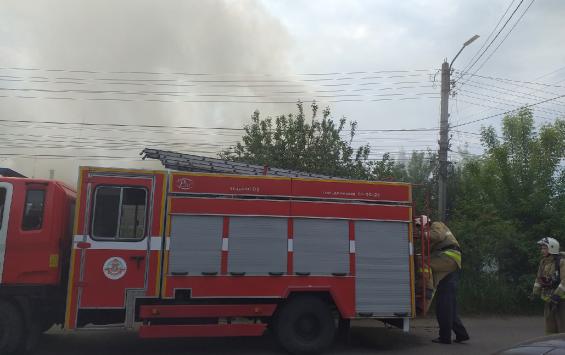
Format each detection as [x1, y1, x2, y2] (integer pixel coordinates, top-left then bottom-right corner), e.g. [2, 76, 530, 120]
[450, 34, 480, 69]
[438, 34, 480, 222]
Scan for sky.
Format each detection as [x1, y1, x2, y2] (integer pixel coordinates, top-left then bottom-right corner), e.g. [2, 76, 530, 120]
[1, 0, 564, 185]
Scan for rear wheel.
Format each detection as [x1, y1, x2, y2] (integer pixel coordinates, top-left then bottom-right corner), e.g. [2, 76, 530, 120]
[0, 300, 24, 354]
[274, 295, 336, 354]
[18, 313, 42, 354]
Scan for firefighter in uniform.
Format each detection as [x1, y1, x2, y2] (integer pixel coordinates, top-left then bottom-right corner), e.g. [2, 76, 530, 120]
[417, 216, 469, 344]
[531, 237, 565, 334]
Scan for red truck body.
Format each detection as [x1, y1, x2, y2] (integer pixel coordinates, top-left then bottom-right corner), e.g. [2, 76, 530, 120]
[0, 166, 426, 354]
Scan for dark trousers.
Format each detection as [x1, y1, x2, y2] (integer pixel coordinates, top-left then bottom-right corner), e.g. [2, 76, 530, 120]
[436, 271, 469, 342]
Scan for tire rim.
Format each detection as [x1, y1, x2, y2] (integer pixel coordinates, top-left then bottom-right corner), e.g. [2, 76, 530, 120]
[294, 313, 321, 341]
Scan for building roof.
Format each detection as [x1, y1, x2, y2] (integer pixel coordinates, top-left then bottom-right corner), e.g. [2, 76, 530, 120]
[0, 168, 26, 178]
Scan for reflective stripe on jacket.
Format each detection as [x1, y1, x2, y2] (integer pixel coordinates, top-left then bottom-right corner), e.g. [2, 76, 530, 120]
[443, 249, 462, 269]
[418, 266, 432, 275]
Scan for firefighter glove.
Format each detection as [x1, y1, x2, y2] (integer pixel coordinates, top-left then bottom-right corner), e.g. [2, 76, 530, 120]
[551, 294, 561, 305]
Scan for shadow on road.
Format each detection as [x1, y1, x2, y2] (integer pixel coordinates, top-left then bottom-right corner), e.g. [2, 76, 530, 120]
[347, 326, 424, 352]
[36, 325, 425, 355]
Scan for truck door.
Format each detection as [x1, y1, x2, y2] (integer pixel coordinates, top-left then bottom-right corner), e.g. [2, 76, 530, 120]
[77, 173, 154, 310]
[0, 182, 13, 282]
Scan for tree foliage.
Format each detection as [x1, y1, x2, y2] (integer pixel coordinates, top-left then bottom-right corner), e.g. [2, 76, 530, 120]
[448, 109, 565, 312]
[220, 102, 371, 179]
[372, 151, 437, 215]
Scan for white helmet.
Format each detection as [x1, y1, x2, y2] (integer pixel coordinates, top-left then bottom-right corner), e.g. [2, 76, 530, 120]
[415, 215, 430, 226]
[538, 237, 560, 255]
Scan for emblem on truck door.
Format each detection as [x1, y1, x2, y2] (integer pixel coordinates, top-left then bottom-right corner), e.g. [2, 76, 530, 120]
[103, 257, 128, 280]
[176, 177, 193, 190]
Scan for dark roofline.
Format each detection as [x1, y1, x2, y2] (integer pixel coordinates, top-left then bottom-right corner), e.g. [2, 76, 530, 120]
[0, 168, 26, 178]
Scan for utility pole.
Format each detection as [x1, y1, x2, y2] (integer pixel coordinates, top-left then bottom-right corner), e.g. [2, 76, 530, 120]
[438, 61, 450, 222]
[437, 34, 480, 222]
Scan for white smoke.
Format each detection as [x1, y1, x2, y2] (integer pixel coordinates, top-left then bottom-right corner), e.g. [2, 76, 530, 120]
[0, 0, 296, 185]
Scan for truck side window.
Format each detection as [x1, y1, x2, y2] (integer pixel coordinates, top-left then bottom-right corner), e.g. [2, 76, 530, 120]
[92, 187, 147, 240]
[22, 190, 46, 230]
[0, 188, 6, 229]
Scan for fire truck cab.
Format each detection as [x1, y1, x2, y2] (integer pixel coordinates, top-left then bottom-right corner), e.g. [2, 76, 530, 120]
[0, 161, 428, 354]
[0, 177, 75, 353]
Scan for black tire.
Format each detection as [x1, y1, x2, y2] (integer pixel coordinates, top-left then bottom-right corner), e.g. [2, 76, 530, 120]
[18, 314, 41, 354]
[336, 318, 350, 343]
[0, 300, 25, 354]
[274, 295, 336, 354]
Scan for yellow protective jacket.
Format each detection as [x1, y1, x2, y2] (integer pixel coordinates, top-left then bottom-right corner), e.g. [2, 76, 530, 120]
[533, 252, 565, 302]
[429, 222, 461, 287]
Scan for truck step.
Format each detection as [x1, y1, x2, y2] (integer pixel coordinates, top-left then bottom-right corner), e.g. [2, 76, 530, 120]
[139, 324, 267, 338]
[139, 304, 277, 319]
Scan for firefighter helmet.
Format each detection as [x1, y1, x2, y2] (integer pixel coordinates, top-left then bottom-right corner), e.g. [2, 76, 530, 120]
[537, 237, 560, 255]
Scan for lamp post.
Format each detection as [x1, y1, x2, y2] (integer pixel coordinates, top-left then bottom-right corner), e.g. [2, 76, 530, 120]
[438, 34, 479, 221]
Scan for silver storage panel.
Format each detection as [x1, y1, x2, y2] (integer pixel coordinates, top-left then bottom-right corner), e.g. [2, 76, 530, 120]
[355, 221, 411, 315]
[293, 218, 349, 275]
[169, 215, 223, 274]
[228, 217, 287, 275]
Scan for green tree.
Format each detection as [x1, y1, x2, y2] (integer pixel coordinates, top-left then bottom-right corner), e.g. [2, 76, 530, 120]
[372, 150, 437, 215]
[449, 108, 565, 313]
[220, 102, 372, 179]
[371, 151, 437, 218]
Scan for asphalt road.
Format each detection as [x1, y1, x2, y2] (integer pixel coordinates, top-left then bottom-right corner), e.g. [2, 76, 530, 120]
[36, 316, 544, 355]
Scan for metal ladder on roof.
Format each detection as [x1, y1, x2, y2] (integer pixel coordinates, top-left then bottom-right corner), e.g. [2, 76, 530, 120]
[141, 148, 337, 179]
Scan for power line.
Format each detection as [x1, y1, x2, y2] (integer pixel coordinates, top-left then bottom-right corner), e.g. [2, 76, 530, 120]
[0, 86, 439, 100]
[0, 92, 439, 104]
[533, 65, 565, 81]
[459, 0, 518, 76]
[0, 153, 149, 160]
[0, 118, 440, 133]
[453, 92, 565, 127]
[455, 71, 565, 89]
[0, 138, 235, 150]
[0, 131, 240, 145]
[0, 132, 440, 151]
[455, 98, 554, 121]
[458, 89, 565, 116]
[451, 130, 483, 137]
[457, 0, 525, 79]
[0, 118, 243, 131]
[451, 73, 565, 125]
[469, 0, 537, 78]
[0, 82, 437, 96]
[0, 66, 434, 78]
[0, 74, 436, 91]
[460, 79, 565, 107]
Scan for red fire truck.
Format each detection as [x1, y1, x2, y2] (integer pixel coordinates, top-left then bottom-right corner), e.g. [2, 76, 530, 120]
[0, 151, 430, 354]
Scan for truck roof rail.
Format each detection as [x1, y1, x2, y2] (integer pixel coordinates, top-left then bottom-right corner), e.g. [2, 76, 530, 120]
[141, 148, 338, 179]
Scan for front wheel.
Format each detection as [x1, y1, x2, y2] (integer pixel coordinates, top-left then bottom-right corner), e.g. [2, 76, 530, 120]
[0, 300, 24, 354]
[274, 295, 336, 354]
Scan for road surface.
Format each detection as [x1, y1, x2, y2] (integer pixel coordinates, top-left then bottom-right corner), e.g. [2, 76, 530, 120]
[36, 316, 544, 355]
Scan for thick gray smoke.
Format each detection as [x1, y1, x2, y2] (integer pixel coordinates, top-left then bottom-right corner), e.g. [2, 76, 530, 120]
[0, 0, 295, 185]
